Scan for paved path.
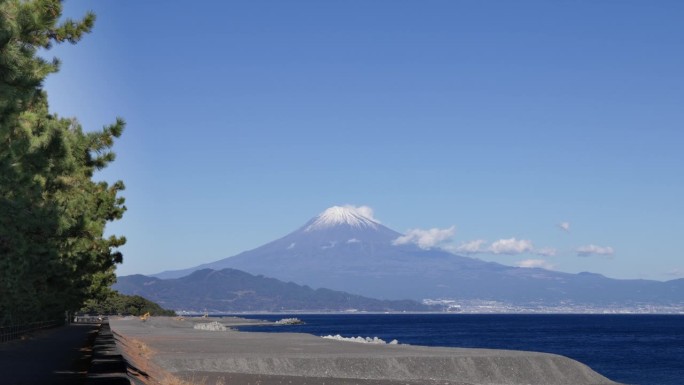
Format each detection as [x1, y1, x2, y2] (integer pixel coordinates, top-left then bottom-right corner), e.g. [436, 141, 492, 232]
[0, 323, 99, 385]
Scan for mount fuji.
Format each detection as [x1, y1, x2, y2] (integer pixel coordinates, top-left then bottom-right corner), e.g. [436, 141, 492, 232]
[153, 206, 684, 306]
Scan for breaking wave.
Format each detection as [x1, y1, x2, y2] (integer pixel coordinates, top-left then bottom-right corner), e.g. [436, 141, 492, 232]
[322, 334, 399, 344]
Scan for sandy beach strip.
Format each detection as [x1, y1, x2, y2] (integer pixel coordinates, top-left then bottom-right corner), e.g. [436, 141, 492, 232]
[109, 316, 622, 385]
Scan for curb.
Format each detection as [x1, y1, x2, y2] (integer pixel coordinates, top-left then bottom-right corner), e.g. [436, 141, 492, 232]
[86, 322, 133, 385]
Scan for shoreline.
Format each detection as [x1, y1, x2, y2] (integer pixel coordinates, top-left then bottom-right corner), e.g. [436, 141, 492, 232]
[110, 316, 623, 385]
[183, 311, 684, 315]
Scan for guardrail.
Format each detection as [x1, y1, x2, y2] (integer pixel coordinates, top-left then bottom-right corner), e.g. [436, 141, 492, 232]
[73, 315, 107, 324]
[0, 320, 63, 343]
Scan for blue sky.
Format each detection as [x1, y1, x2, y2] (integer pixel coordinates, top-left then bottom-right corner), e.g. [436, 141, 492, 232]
[45, 1, 683, 279]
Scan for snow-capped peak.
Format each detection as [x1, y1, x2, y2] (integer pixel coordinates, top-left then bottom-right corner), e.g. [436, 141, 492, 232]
[305, 206, 379, 232]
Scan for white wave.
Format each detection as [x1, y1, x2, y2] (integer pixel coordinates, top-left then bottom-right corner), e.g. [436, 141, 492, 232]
[193, 321, 228, 331]
[322, 334, 398, 345]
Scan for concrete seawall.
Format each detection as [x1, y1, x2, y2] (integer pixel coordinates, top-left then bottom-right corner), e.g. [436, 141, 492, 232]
[109, 317, 622, 385]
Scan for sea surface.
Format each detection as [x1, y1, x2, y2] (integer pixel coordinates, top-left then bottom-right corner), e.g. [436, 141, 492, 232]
[235, 314, 684, 385]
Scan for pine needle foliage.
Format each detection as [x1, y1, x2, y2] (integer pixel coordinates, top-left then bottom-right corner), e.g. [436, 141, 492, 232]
[0, 0, 126, 326]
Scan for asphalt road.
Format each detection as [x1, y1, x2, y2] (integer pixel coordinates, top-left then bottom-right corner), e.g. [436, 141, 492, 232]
[0, 323, 99, 385]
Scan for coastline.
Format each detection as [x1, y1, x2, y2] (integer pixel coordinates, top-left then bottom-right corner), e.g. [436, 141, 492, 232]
[109, 316, 622, 385]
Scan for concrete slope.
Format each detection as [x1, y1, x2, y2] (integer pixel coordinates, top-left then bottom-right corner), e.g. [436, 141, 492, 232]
[109, 317, 621, 385]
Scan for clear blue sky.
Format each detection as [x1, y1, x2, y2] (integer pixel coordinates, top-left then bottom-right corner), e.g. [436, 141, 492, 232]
[45, 1, 683, 280]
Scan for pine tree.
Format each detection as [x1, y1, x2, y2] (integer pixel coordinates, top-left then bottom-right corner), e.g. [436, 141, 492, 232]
[0, 0, 126, 325]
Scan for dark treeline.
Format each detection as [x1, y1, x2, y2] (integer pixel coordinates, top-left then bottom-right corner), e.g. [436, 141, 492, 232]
[0, 0, 127, 326]
[80, 292, 176, 317]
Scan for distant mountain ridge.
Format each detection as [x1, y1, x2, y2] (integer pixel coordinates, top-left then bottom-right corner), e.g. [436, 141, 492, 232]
[114, 268, 432, 312]
[153, 206, 684, 307]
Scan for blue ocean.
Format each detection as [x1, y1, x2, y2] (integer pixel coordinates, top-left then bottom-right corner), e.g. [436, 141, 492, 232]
[236, 314, 684, 385]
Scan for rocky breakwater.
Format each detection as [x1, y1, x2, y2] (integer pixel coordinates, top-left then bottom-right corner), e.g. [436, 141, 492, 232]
[109, 316, 622, 385]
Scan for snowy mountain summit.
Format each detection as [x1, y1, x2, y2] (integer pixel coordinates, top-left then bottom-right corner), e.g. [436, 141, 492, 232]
[305, 205, 379, 231]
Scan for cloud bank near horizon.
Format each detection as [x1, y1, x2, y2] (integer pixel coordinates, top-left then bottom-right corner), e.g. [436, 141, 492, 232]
[353, 205, 614, 269]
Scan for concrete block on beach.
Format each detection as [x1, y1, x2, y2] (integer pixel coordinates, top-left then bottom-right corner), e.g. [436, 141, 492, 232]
[109, 316, 622, 385]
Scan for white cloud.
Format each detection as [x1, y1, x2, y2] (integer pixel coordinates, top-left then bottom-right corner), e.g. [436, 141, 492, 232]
[448, 239, 556, 257]
[516, 259, 554, 270]
[577, 244, 614, 257]
[666, 268, 684, 278]
[287, 242, 296, 250]
[347, 238, 360, 243]
[489, 238, 534, 255]
[535, 247, 557, 257]
[454, 239, 487, 254]
[393, 226, 456, 249]
[345, 205, 380, 223]
[558, 222, 570, 232]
